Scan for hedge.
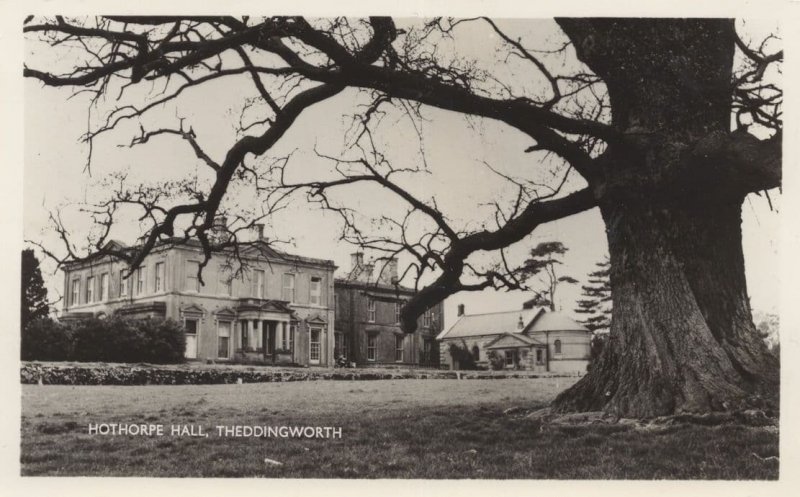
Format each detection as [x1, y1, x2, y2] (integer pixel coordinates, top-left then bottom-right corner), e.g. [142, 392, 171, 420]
[19, 362, 580, 386]
[21, 317, 186, 364]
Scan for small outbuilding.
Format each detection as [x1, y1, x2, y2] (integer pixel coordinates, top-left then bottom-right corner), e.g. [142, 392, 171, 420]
[437, 303, 591, 373]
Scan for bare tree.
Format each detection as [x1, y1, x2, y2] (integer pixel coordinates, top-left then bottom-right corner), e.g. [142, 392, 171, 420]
[24, 17, 781, 417]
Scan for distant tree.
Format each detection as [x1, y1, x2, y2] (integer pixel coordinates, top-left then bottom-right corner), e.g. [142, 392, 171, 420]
[21, 249, 50, 329]
[754, 312, 779, 356]
[574, 258, 612, 333]
[517, 242, 578, 311]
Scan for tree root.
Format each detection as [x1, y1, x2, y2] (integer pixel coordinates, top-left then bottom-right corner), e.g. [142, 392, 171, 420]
[512, 406, 777, 430]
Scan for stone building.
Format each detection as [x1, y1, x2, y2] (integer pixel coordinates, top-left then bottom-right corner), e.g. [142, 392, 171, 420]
[437, 303, 591, 373]
[333, 253, 442, 368]
[60, 226, 336, 366]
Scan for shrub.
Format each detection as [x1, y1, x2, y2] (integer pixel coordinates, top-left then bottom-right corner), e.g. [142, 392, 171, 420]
[486, 350, 505, 371]
[136, 318, 186, 364]
[21, 318, 72, 361]
[24, 316, 185, 364]
[448, 340, 480, 370]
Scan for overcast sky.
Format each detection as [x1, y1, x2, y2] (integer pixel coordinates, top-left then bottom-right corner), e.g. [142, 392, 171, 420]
[23, 17, 781, 330]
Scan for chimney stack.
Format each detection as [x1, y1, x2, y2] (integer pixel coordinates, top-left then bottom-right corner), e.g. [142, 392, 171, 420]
[363, 262, 375, 283]
[457, 304, 465, 317]
[211, 215, 228, 241]
[253, 223, 265, 240]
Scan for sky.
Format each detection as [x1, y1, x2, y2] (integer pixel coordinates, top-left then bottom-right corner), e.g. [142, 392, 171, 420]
[23, 17, 781, 331]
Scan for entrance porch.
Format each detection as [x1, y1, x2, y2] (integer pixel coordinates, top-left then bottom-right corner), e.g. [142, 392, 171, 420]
[232, 299, 297, 365]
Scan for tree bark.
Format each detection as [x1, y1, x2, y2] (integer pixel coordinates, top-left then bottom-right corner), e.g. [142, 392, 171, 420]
[553, 198, 778, 417]
[551, 18, 779, 417]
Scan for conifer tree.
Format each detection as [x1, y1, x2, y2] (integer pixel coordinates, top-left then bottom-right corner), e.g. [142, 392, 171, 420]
[21, 249, 50, 329]
[575, 258, 612, 333]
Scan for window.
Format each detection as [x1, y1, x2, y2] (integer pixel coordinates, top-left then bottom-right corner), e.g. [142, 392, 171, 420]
[186, 261, 199, 292]
[288, 324, 295, 352]
[367, 335, 377, 361]
[395, 335, 405, 362]
[136, 267, 146, 295]
[367, 299, 376, 323]
[184, 318, 199, 359]
[423, 310, 431, 327]
[155, 262, 164, 292]
[281, 323, 288, 350]
[99, 273, 109, 301]
[217, 321, 231, 359]
[185, 319, 198, 335]
[471, 345, 480, 361]
[536, 349, 544, 364]
[255, 270, 265, 298]
[86, 276, 95, 303]
[505, 350, 514, 367]
[119, 270, 128, 297]
[310, 276, 322, 306]
[554, 339, 562, 355]
[334, 294, 339, 314]
[71, 279, 80, 306]
[282, 273, 295, 302]
[395, 302, 402, 324]
[309, 328, 321, 363]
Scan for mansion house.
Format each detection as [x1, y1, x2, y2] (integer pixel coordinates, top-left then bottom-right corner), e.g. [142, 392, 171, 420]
[60, 227, 336, 367]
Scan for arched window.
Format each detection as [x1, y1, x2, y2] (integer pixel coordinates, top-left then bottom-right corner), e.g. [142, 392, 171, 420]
[471, 345, 480, 361]
[554, 339, 562, 354]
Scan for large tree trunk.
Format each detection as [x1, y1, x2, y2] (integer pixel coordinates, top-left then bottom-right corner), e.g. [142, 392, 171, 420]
[553, 198, 778, 417]
[551, 18, 779, 417]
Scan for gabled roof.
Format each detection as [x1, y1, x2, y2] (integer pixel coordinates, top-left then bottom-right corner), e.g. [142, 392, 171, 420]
[486, 332, 545, 349]
[528, 312, 590, 333]
[436, 307, 546, 340]
[437, 308, 589, 340]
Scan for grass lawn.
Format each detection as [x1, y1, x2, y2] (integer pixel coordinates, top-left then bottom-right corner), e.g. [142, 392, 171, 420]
[20, 378, 778, 478]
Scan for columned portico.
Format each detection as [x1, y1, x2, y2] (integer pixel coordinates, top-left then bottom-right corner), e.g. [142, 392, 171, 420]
[234, 298, 297, 364]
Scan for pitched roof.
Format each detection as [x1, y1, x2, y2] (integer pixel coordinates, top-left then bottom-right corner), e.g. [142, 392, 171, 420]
[436, 307, 545, 340]
[437, 308, 589, 340]
[486, 333, 545, 349]
[528, 312, 590, 333]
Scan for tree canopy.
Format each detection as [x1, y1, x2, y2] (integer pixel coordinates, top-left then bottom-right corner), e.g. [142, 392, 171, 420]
[21, 249, 51, 328]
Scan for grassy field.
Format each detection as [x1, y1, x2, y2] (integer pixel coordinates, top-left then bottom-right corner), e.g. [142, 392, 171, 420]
[21, 378, 779, 478]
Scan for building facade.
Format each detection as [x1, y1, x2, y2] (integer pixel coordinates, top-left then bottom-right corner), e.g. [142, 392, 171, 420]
[60, 234, 337, 367]
[437, 304, 591, 373]
[333, 253, 442, 368]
